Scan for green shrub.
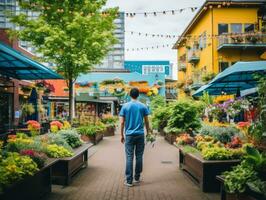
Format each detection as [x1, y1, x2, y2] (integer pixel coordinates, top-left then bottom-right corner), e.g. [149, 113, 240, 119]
[58, 129, 82, 148]
[223, 163, 257, 193]
[45, 144, 73, 158]
[200, 124, 240, 143]
[202, 147, 243, 160]
[45, 134, 72, 151]
[151, 105, 172, 130]
[165, 100, 201, 134]
[101, 116, 118, 127]
[77, 125, 98, 136]
[0, 153, 38, 192]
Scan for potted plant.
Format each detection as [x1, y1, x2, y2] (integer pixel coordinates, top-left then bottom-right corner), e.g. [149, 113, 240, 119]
[101, 115, 118, 136]
[20, 86, 32, 94]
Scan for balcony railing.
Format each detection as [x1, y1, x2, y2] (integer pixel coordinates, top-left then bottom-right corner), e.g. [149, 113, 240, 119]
[187, 50, 200, 64]
[178, 61, 187, 71]
[217, 32, 266, 51]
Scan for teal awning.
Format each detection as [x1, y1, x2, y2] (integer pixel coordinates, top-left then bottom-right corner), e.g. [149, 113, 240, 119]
[193, 61, 266, 97]
[0, 42, 62, 80]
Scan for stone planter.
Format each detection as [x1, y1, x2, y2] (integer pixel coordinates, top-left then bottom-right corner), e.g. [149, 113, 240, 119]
[52, 143, 93, 185]
[0, 159, 58, 200]
[164, 133, 177, 144]
[178, 147, 240, 192]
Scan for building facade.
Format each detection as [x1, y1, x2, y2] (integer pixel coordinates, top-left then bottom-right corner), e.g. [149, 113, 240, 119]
[124, 60, 173, 79]
[173, 0, 266, 98]
[97, 12, 125, 69]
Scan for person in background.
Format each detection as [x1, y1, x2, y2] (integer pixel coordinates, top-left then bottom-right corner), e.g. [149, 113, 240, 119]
[119, 88, 151, 187]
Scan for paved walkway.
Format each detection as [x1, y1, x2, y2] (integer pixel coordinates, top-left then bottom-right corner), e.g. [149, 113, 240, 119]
[46, 134, 219, 200]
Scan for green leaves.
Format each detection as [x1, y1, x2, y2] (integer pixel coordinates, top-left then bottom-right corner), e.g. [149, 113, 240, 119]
[223, 163, 257, 194]
[8, 0, 118, 80]
[244, 146, 266, 173]
[165, 100, 201, 134]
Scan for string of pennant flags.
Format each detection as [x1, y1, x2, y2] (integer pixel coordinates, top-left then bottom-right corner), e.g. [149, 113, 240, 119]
[125, 31, 266, 40]
[126, 44, 175, 52]
[125, 32, 266, 51]
[124, 7, 198, 18]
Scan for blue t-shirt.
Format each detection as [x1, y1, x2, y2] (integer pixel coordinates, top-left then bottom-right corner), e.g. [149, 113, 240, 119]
[119, 101, 150, 135]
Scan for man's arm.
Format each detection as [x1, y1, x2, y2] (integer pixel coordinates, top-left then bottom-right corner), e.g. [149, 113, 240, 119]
[144, 116, 151, 135]
[120, 116, 125, 143]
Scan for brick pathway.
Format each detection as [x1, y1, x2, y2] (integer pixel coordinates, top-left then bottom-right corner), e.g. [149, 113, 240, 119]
[46, 134, 219, 200]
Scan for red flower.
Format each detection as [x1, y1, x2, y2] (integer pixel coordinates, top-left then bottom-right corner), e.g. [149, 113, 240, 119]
[27, 120, 41, 129]
[8, 135, 17, 140]
[20, 149, 35, 157]
[237, 121, 250, 128]
[50, 121, 63, 129]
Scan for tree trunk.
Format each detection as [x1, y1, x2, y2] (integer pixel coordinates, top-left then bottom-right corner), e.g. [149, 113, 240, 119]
[68, 79, 75, 124]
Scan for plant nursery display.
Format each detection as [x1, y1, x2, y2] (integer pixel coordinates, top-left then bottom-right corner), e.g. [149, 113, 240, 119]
[220, 146, 266, 199]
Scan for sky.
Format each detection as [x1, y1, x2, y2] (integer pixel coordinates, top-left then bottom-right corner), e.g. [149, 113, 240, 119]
[106, 0, 205, 79]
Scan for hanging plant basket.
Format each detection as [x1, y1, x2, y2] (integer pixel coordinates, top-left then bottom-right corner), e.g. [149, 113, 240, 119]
[20, 86, 32, 94]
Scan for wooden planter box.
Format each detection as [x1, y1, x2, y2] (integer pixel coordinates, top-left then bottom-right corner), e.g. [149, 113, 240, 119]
[80, 132, 103, 145]
[104, 126, 116, 137]
[178, 148, 240, 193]
[164, 133, 177, 144]
[216, 176, 266, 200]
[0, 159, 58, 200]
[51, 143, 93, 185]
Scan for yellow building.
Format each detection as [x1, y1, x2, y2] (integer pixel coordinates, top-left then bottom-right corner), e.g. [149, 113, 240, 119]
[173, 0, 266, 98]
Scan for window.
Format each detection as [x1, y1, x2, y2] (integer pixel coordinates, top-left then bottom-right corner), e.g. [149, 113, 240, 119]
[219, 62, 229, 72]
[231, 24, 242, 33]
[199, 31, 207, 49]
[244, 24, 255, 32]
[218, 24, 228, 35]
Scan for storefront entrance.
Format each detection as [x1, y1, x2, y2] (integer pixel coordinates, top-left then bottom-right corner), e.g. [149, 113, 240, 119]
[0, 92, 13, 132]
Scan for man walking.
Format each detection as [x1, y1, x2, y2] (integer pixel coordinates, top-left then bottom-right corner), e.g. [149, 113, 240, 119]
[119, 88, 151, 187]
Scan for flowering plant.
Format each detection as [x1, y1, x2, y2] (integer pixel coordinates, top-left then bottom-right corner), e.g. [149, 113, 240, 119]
[50, 121, 63, 133]
[27, 120, 41, 136]
[62, 121, 71, 129]
[225, 99, 250, 118]
[20, 149, 48, 168]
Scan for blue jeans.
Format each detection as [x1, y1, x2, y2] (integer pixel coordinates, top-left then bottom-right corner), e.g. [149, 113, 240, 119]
[125, 134, 145, 184]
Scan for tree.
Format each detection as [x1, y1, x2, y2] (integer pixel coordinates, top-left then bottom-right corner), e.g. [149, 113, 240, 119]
[9, 0, 118, 122]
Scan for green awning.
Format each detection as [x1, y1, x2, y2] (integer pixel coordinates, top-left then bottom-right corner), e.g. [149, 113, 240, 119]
[193, 61, 266, 97]
[0, 42, 62, 80]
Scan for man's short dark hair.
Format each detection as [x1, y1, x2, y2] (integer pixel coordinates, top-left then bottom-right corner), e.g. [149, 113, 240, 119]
[130, 88, 139, 99]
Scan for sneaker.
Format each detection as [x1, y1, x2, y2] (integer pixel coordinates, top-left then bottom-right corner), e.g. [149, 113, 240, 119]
[124, 181, 133, 187]
[134, 177, 142, 184]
